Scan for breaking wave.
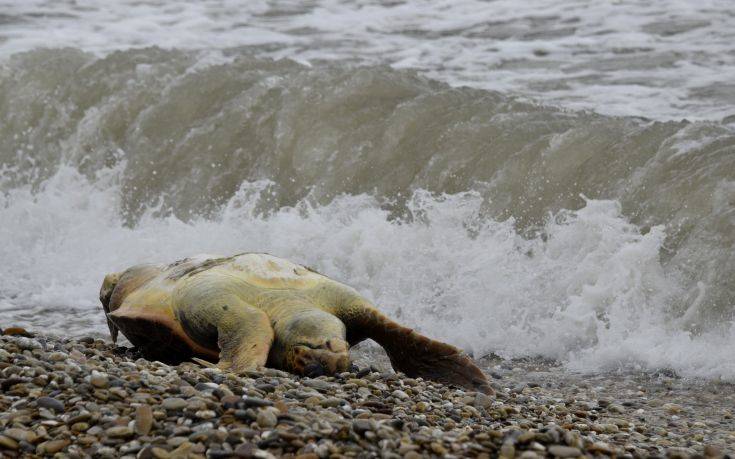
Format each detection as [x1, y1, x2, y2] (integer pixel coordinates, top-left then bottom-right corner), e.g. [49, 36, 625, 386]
[1, 49, 734, 379]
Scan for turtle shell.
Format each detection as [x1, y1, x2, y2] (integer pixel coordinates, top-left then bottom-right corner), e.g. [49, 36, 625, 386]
[107, 261, 219, 364]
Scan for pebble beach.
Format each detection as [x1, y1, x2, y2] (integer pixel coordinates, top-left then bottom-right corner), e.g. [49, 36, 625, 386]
[3, 2, 735, 458]
[0, 331, 732, 458]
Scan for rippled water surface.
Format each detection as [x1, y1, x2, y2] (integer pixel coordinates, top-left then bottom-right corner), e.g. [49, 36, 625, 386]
[1, 0, 735, 120]
[1, 1, 734, 380]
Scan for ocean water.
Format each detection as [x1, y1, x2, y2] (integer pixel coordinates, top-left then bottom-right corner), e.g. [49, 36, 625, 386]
[1, 1, 734, 380]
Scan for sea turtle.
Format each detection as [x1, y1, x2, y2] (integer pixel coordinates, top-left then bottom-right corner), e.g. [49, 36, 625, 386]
[100, 253, 492, 394]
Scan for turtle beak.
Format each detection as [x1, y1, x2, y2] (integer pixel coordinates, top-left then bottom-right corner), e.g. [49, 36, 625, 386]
[100, 272, 121, 344]
[106, 317, 119, 344]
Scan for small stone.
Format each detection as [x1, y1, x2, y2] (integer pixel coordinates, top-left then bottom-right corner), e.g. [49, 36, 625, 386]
[162, 398, 188, 411]
[121, 441, 143, 455]
[106, 426, 134, 438]
[430, 442, 447, 455]
[36, 439, 70, 455]
[194, 382, 218, 392]
[235, 409, 257, 422]
[2, 327, 33, 337]
[243, 397, 273, 408]
[137, 445, 155, 458]
[169, 441, 193, 458]
[304, 396, 322, 407]
[392, 390, 409, 400]
[663, 403, 683, 414]
[255, 383, 276, 393]
[517, 432, 536, 443]
[3, 428, 38, 443]
[185, 398, 207, 412]
[151, 446, 171, 458]
[36, 396, 64, 413]
[302, 379, 334, 391]
[195, 410, 216, 419]
[77, 435, 98, 447]
[235, 443, 255, 457]
[0, 435, 19, 450]
[220, 395, 243, 410]
[320, 397, 343, 408]
[166, 437, 189, 448]
[530, 441, 546, 452]
[15, 337, 41, 350]
[667, 447, 696, 459]
[270, 402, 286, 416]
[110, 387, 128, 399]
[48, 352, 68, 361]
[67, 412, 92, 424]
[398, 443, 419, 454]
[548, 445, 581, 457]
[500, 441, 515, 459]
[352, 419, 373, 434]
[96, 446, 118, 458]
[474, 392, 493, 409]
[602, 423, 619, 434]
[608, 404, 625, 413]
[256, 409, 278, 428]
[71, 422, 90, 432]
[213, 387, 234, 400]
[589, 442, 612, 454]
[90, 371, 110, 388]
[135, 404, 153, 436]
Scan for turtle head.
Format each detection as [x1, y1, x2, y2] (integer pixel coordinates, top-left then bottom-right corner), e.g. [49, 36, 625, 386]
[99, 272, 121, 343]
[289, 338, 350, 378]
[274, 310, 351, 377]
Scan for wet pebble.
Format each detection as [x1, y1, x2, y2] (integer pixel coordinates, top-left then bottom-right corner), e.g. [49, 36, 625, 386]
[162, 397, 188, 411]
[0, 332, 731, 459]
[256, 409, 278, 428]
[36, 396, 64, 412]
[134, 404, 153, 435]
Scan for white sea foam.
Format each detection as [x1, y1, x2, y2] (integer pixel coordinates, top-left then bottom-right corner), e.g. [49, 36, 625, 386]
[1, 0, 734, 120]
[2, 166, 733, 379]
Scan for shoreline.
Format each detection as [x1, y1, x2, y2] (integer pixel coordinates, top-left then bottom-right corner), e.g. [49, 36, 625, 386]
[0, 332, 732, 458]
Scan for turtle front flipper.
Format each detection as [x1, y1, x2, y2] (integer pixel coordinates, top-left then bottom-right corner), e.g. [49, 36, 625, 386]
[215, 303, 274, 372]
[334, 300, 494, 395]
[173, 281, 274, 373]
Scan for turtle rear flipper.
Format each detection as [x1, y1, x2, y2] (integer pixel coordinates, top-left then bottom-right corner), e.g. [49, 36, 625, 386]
[337, 302, 494, 395]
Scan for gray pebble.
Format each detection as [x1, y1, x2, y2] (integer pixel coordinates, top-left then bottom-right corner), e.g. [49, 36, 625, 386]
[36, 396, 64, 412]
[162, 397, 188, 411]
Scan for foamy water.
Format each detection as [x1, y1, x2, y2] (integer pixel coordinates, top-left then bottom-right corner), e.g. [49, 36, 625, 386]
[2, 167, 734, 379]
[1, 3, 734, 380]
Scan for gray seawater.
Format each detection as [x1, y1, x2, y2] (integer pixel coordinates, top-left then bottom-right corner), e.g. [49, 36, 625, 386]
[1, 0, 735, 121]
[0, 1, 734, 379]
